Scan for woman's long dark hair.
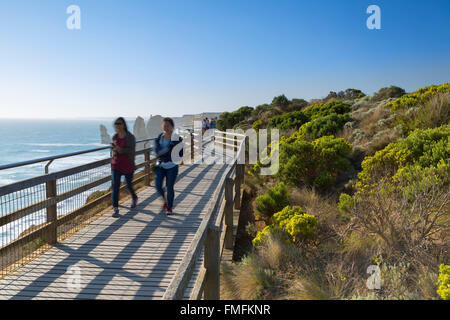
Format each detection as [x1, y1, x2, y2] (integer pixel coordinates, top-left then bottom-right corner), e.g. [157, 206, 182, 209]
[114, 117, 129, 133]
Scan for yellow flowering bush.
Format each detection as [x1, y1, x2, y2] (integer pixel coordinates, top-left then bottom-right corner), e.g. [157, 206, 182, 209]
[252, 225, 282, 248]
[272, 205, 298, 229]
[253, 206, 318, 247]
[357, 124, 450, 187]
[284, 213, 318, 242]
[252, 119, 262, 130]
[437, 264, 450, 300]
[387, 83, 450, 112]
[387, 83, 450, 135]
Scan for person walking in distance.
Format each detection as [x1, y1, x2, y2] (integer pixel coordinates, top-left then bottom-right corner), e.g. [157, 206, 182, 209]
[210, 117, 216, 130]
[111, 117, 138, 217]
[201, 118, 207, 135]
[154, 117, 184, 215]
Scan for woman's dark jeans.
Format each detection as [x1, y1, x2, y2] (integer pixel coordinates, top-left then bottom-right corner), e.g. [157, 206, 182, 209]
[155, 165, 179, 208]
[112, 169, 137, 208]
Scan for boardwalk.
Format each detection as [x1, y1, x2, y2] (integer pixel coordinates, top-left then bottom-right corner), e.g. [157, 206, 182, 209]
[0, 158, 232, 299]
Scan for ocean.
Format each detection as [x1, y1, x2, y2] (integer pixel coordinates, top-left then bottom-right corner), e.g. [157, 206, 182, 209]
[0, 117, 183, 244]
[0, 117, 185, 186]
[0, 119, 113, 185]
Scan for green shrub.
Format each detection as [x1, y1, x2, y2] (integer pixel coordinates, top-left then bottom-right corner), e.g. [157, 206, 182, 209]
[302, 101, 351, 120]
[248, 160, 263, 177]
[357, 124, 450, 187]
[326, 89, 366, 101]
[272, 94, 290, 110]
[254, 206, 318, 246]
[268, 110, 309, 130]
[350, 159, 449, 258]
[394, 163, 450, 198]
[311, 135, 353, 170]
[387, 83, 450, 112]
[277, 140, 315, 184]
[252, 104, 272, 119]
[252, 225, 282, 248]
[302, 113, 350, 140]
[252, 225, 270, 248]
[284, 213, 317, 241]
[338, 193, 354, 213]
[277, 135, 352, 190]
[272, 205, 300, 229]
[255, 182, 290, 220]
[437, 264, 450, 300]
[389, 85, 450, 135]
[252, 119, 263, 130]
[217, 106, 254, 130]
[289, 98, 308, 111]
[313, 172, 334, 190]
[372, 86, 406, 101]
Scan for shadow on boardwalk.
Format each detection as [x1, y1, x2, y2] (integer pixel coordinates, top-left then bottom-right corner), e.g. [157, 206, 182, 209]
[0, 160, 229, 300]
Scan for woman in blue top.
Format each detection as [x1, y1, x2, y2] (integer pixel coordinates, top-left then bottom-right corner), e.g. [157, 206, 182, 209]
[154, 117, 183, 215]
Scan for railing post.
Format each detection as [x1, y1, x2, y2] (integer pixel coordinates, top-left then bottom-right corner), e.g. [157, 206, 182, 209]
[224, 177, 234, 250]
[243, 136, 248, 185]
[234, 164, 244, 209]
[204, 225, 220, 300]
[212, 130, 216, 158]
[46, 178, 57, 245]
[190, 131, 194, 162]
[144, 151, 151, 186]
[222, 132, 226, 163]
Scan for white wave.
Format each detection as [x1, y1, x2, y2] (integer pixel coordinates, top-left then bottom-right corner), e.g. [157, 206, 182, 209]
[31, 149, 51, 153]
[49, 154, 110, 170]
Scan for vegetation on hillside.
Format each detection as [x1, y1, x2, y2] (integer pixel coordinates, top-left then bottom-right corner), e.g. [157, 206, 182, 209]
[220, 83, 450, 300]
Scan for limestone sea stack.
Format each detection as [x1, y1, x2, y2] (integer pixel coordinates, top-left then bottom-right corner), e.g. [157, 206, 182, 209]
[133, 116, 150, 151]
[100, 125, 111, 144]
[133, 116, 149, 139]
[146, 115, 163, 138]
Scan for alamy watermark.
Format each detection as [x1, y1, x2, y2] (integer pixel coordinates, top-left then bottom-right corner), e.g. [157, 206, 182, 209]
[366, 265, 381, 290]
[366, 5, 381, 30]
[66, 5, 81, 30]
[66, 265, 81, 290]
[65, 5, 380, 31]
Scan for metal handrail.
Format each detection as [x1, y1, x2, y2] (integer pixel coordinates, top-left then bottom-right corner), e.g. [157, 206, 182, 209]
[0, 137, 156, 171]
[0, 129, 245, 286]
[163, 131, 247, 300]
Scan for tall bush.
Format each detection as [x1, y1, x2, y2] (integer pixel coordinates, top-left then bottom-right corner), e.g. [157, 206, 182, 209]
[302, 101, 351, 120]
[255, 182, 290, 220]
[302, 113, 350, 140]
[357, 124, 450, 187]
[254, 206, 318, 247]
[277, 135, 352, 190]
[268, 110, 309, 130]
[387, 83, 450, 112]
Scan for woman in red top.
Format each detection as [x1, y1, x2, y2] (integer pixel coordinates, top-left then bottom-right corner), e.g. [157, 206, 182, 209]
[111, 117, 137, 217]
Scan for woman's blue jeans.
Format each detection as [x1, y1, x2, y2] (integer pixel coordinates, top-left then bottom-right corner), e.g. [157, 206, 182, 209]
[155, 165, 179, 208]
[112, 169, 137, 208]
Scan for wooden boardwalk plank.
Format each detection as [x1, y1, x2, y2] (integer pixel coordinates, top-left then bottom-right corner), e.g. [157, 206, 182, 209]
[0, 159, 231, 300]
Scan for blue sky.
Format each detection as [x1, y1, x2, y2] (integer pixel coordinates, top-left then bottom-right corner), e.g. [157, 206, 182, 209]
[0, 0, 449, 118]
